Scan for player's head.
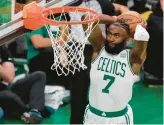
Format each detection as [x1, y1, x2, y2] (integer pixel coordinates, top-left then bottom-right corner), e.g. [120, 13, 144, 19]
[105, 22, 130, 54]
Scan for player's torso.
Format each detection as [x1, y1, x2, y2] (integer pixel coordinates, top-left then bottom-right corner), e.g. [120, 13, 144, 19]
[89, 47, 138, 112]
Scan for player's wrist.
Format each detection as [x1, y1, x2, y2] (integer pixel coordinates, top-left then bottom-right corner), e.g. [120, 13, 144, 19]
[134, 24, 150, 41]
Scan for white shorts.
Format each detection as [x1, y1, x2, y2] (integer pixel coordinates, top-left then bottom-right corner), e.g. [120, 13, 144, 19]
[83, 104, 133, 125]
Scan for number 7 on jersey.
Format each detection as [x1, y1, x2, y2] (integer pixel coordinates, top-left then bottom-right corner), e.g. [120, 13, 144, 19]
[102, 75, 115, 94]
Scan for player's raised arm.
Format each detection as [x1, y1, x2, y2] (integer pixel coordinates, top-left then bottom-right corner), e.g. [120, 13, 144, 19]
[130, 24, 150, 75]
[82, 14, 117, 53]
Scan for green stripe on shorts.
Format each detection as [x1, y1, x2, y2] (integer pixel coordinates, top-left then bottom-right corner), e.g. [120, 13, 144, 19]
[125, 114, 129, 125]
[126, 113, 130, 124]
[125, 113, 130, 125]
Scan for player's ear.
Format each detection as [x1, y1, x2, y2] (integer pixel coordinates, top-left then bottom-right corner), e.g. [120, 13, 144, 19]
[125, 36, 130, 43]
[125, 31, 131, 40]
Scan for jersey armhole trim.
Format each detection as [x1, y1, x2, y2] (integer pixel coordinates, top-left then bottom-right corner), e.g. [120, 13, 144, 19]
[92, 46, 105, 64]
[126, 50, 135, 75]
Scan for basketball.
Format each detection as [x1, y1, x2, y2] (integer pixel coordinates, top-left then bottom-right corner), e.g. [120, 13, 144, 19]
[117, 11, 143, 34]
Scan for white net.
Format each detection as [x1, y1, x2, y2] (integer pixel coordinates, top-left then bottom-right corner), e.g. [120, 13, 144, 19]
[44, 7, 99, 76]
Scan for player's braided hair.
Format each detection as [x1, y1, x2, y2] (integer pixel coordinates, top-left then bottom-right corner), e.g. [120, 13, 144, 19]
[106, 22, 130, 35]
[113, 22, 130, 35]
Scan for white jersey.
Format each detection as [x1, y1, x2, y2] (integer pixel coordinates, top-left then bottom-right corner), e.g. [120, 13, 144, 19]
[89, 47, 138, 112]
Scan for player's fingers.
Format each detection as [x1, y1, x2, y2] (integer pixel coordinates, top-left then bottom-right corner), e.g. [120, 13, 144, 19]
[139, 20, 147, 28]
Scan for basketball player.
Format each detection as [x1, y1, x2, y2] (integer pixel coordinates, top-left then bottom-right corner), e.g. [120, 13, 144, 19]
[82, 14, 149, 124]
[67, 1, 129, 123]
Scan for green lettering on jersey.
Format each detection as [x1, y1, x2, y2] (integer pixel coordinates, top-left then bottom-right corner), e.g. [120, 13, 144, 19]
[115, 61, 121, 76]
[101, 58, 108, 72]
[105, 59, 111, 73]
[109, 60, 115, 73]
[97, 57, 126, 77]
[97, 57, 103, 70]
[112, 60, 117, 74]
[121, 63, 126, 77]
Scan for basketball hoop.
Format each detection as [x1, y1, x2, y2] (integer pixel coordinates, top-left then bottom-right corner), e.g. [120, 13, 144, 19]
[23, 1, 99, 76]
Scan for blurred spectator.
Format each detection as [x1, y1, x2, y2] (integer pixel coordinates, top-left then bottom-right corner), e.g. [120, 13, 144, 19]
[26, 20, 70, 89]
[96, 0, 115, 15]
[113, 3, 130, 15]
[141, 10, 153, 21]
[130, 0, 150, 13]
[16, 0, 40, 4]
[143, 0, 163, 86]
[0, 45, 46, 124]
[111, 0, 129, 6]
[96, 0, 129, 16]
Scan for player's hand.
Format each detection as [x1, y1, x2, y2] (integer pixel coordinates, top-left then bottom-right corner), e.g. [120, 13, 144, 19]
[134, 24, 150, 41]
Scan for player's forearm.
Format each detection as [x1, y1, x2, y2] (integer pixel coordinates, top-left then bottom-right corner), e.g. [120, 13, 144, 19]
[99, 14, 117, 24]
[82, 14, 116, 29]
[82, 14, 105, 52]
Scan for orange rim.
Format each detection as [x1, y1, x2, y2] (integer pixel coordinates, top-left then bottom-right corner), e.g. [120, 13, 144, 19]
[41, 6, 99, 25]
